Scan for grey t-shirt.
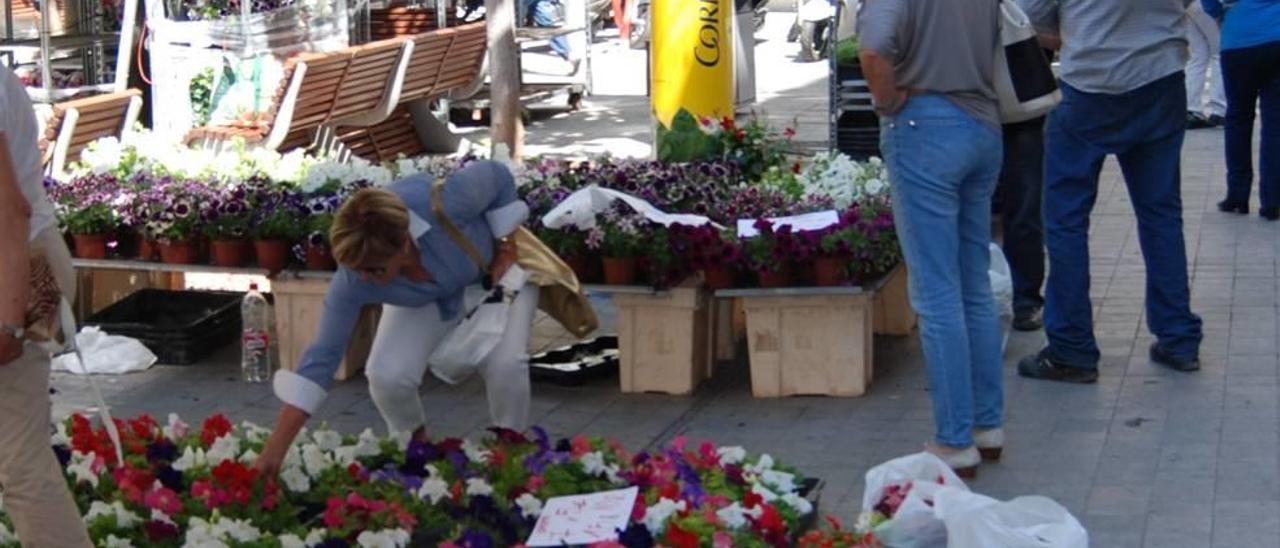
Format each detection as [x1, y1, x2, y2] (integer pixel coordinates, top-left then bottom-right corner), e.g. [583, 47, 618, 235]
[856, 0, 1001, 129]
[1019, 0, 1191, 94]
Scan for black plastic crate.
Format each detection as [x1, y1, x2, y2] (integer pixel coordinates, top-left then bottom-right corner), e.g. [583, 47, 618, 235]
[84, 289, 243, 365]
[529, 336, 619, 386]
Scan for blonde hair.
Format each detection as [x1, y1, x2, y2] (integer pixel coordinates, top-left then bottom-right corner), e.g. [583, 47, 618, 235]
[331, 188, 410, 268]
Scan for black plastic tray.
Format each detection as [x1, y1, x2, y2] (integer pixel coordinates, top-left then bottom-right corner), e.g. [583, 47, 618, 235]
[84, 289, 243, 365]
[529, 336, 619, 386]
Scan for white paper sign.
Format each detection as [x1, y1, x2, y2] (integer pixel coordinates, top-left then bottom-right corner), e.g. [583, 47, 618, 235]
[525, 487, 639, 547]
[737, 210, 841, 238]
[540, 185, 721, 230]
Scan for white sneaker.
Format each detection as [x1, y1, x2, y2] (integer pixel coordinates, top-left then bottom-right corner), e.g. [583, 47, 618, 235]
[974, 428, 1004, 461]
[925, 443, 980, 478]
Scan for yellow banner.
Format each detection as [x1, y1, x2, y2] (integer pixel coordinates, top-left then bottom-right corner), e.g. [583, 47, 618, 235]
[650, 0, 734, 128]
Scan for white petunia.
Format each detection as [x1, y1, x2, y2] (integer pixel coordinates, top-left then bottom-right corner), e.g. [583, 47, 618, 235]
[211, 518, 261, 542]
[238, 449, 259, 464]
[356, 529, 410, 548]
[462, 439, 492, 464]
[465, 478, 494, 497]
[305, 529, 327, 546]
[579, 452, 623, 484]
[278, 534, 308, 548]
[52, 420, 70, 446]
[280, 465, 312, 493]
[206, 435, 241, 466]
[641, 498, 687, 536]
[745, 454, 775, 475]
[782, 492, 814, 515]
[751, 483, 779, 503]
[238, 421, 271, 444]
[515, 493, 543, 519]
[312, 429, 343, 451]
[163, 414, 188, 443]
[716, 446, 747, 466]
[715, 503, 752, 529]
[863, 178, 886, 196]
[67, 451, 99, 488]
[417, 477, 450, 504]
[102, 535, 135, 548]
[151, 509, 175, 525]
[173, 447, 208, 472]
[301, 444, 334, 478]
[760, 469, 798, 494]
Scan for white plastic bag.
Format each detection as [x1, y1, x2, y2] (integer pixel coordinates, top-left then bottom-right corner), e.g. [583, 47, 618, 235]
[935, 489, 1088, 548]
[429, 265, 530, 384]
[989, 243, 1014, 353]
[862, 453, 969, 548]
[52, 326, 157, 375]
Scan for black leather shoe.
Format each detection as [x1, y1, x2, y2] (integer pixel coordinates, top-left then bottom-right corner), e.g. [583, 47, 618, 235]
[1218, 200, 1249, 214]
[1208, 114, 1225, 127]
[1149, 342, 1200, 372]
[1018, 351, 1099, 384]
[1186, 112, 1212, 129]
[1262, 207, 1280, 221]
[1013, 307, 1044, 332]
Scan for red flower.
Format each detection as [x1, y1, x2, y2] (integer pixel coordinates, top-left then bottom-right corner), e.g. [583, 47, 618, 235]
[211, 460, 257, 489]
[743, 491, 764, 509]
[112, 466, 154, 504]
[571, 435, 592, 458]
[144, 520, 180, 542]
[143, 485, 183, 515]
[664, 523, 700, 548]
[791, 162, 803, 174]
[735, 130, 747, 141]
[128, 415, 159, 441]
[659, 482, 681, 501]
[200, 414, 232, 446]
[720, 117, 736, 131]
[783, 127, 797, 139]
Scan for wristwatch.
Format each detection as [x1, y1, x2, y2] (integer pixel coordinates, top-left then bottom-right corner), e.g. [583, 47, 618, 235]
[0, 323, 25, 341]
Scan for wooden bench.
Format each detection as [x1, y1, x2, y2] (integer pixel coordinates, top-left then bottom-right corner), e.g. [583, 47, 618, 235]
[39, 89, 143, 178]
[186, 37, 414, 153]
[336, 22, 488, 162]
[369, 3, 460, 40]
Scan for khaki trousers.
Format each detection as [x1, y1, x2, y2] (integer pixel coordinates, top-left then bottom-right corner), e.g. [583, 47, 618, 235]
[0, 228, 91, 547]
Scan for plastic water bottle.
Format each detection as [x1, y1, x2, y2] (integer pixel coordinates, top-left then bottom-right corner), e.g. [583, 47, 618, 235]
[241, 283, 273, 383]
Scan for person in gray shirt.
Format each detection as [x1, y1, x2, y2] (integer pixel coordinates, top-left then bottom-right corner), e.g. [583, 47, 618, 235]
[1017, 0, 1204, 383]
[858, 0, 1004, 477]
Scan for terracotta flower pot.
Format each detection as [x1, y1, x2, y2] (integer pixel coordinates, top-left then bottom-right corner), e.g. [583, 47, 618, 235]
[703, 266, 737, 290]
[814, 257, 850, 287]
[305, 243, 337, 271]
[756, 265, 793, 289]
[71, 233, 109, 259]
[137, 235, 159, 262]
[602, 257, 638, 286]
[255, 239, 291, 272]
[210, 239, 251, 267]
[157, 239, 199, 265]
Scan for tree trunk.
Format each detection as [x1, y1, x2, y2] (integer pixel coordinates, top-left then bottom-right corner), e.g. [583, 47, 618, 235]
[485, 0, 524, 159]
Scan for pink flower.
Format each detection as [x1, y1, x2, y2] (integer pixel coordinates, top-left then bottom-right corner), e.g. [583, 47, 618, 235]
[144, 486, 183, 515]
[571, 435, 592, 458]
[714, 532, 735, 548]
[525, 475, 545, 493]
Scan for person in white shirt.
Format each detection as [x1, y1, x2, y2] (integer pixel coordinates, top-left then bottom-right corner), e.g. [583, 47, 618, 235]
[0, 63, 93, 547]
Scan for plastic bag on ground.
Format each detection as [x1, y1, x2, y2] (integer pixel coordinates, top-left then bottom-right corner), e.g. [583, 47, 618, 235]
[52, 326, 157, 374]
[989, 242, 1014, 353]
[862, 453, 969, 548]
[935, 489, 1088, 548]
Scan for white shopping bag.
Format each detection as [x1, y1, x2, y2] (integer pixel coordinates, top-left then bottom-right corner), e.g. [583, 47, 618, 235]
[862, 453, 969, 548]
[989, 243, 1014, 354]
[935, 489, 1088, 548]
[429, 265, 530, 384]
[52, 326, 157, 375]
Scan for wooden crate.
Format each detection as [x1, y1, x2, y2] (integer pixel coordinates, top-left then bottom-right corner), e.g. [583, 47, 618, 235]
[741, 292, 874, 398]
[613, 287, 711, 395]
[874, 265, 916, 336]
[272, 278, 380, 381]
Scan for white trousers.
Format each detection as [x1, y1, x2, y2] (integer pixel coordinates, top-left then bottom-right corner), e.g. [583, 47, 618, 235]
[1186, 3, 1227, 117]
[0, 228, 92, 547]
[365, 284, 540, 434]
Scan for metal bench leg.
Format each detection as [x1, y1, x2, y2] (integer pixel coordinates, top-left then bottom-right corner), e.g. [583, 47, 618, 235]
[408, 100, 464, 154]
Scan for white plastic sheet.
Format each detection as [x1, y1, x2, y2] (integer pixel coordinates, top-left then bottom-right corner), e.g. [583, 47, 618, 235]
[52, 327, 157, 375]
[539, 185, 720, 230]
[862, 453, 967, 548]
[936, 490, 1089, 548]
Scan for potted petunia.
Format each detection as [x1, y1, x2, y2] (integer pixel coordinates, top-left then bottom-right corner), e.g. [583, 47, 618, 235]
[251, 187, 304, 272]
[202, 183, 254, 267]
[589, 205, 645, 286]
[671, 224, 742, 291]
[535, 225, 597, 283]
[143, 179, 212, 265]
[741, 219, 813, 289]
[301, 193, 342, 271]
[47, 174, 124, 260]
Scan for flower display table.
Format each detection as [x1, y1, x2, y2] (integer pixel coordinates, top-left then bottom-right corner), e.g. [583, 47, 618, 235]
[719, 286, 875, 398]
[272, 277, 381, 381]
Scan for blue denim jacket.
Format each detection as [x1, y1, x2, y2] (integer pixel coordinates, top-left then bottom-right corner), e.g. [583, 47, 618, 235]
[273, 161, 530, 414]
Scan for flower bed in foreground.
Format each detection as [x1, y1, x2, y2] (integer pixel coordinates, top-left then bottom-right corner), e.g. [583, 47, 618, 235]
[0, 414, 815, 547]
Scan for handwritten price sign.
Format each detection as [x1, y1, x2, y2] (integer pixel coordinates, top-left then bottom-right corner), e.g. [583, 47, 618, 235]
[525, 487, 639, 547]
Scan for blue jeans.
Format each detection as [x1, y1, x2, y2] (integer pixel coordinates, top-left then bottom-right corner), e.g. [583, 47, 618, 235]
[1221, 40, 1280, 208]
[997, 117, 1046, 315]
[881, 96, 1004, 448]
[1043, 72, 1203, 368]
[527, 0, 572, 60]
